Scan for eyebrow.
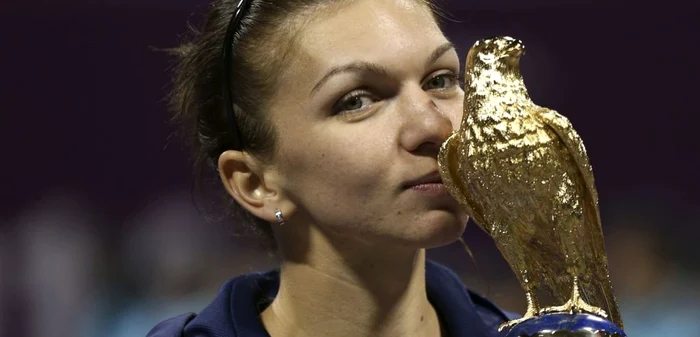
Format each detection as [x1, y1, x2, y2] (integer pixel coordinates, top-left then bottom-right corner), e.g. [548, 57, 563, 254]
[309, 41, 456, 97]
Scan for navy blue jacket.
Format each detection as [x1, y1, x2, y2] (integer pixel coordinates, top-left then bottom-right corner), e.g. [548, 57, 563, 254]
[146, 260, 517, 337]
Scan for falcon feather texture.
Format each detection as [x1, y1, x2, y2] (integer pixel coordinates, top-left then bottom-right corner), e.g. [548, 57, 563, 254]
[438, 36, 622, 329]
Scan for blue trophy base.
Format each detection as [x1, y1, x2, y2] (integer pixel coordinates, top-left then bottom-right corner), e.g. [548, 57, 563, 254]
[500, 313, 626, 337]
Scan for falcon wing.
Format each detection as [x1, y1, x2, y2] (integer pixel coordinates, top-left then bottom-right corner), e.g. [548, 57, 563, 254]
[534, 109, 599, 214]
[533, 108, 623, 328]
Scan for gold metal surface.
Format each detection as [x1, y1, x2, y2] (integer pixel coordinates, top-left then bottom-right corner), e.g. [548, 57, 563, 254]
[438, 36, 623, 329]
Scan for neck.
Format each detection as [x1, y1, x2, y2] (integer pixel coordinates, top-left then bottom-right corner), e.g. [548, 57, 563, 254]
[261, 229, 442, 337]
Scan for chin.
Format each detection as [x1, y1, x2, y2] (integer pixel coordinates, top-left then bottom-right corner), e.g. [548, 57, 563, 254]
[399, 211, 469, 249]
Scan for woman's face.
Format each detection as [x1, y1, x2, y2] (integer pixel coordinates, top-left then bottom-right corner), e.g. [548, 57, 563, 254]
[267, 0, 468, 248]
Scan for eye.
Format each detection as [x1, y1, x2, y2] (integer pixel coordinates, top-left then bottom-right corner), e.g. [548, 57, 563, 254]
[423, 72, 459, 91]
[334, 90, 377, 115]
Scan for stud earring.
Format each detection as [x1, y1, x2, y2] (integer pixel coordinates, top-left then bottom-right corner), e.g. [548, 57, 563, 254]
[274, 209, 285, 226]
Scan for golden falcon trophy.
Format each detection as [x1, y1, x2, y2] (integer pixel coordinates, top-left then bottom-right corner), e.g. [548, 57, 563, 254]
[438, 36, 627, 337]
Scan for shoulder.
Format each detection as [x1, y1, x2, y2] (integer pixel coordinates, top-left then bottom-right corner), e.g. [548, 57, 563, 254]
[146, 313, 197, 337]
[145, 270, 278, 337]
[425, 260, 520, 336]
[468, 289, 521, 330]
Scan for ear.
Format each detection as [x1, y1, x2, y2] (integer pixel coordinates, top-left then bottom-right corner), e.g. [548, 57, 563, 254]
[217, 150, 295, 224]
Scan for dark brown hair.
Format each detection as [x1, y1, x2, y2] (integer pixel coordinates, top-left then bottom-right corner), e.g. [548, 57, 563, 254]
[168, 0, 445, 250]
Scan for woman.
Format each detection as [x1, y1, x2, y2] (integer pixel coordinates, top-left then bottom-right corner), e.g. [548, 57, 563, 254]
[148, 0, 517, 336]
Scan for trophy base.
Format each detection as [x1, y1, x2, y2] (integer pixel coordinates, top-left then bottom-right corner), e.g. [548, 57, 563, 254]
[500, 313, 626, 337]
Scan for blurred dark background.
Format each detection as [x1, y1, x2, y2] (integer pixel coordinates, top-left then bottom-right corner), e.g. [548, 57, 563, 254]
[1, 1, 699, 336]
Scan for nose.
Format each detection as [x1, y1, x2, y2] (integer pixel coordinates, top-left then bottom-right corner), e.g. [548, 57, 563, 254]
[398, 86, 455, 156]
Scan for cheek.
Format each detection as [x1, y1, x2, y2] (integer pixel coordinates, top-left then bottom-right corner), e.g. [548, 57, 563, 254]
[439, 89, 464, 129]
[278, 129, 394, 216]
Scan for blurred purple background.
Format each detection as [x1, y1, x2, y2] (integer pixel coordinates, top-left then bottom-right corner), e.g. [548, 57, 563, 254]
[1, 1, 699, 336]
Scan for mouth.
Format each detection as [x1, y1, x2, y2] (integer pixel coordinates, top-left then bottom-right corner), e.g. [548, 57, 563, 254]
[402, 171, 455, 200]
[403, 171, 444, 189]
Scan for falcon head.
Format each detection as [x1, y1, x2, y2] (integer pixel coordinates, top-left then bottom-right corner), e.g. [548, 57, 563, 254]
[466, 36, 524, 68]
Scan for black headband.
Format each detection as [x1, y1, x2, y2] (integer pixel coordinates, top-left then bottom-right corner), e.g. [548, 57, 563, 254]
[221, 0, 253, 150]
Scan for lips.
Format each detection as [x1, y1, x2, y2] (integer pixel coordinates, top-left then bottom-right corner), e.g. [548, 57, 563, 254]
[403, 171, 443, 188]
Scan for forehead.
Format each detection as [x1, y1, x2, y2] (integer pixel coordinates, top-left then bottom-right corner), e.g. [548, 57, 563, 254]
[288, 0, 446, 77]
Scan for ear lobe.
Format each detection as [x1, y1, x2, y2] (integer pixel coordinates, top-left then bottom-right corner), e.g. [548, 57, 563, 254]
[218, 150, 277, 222]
